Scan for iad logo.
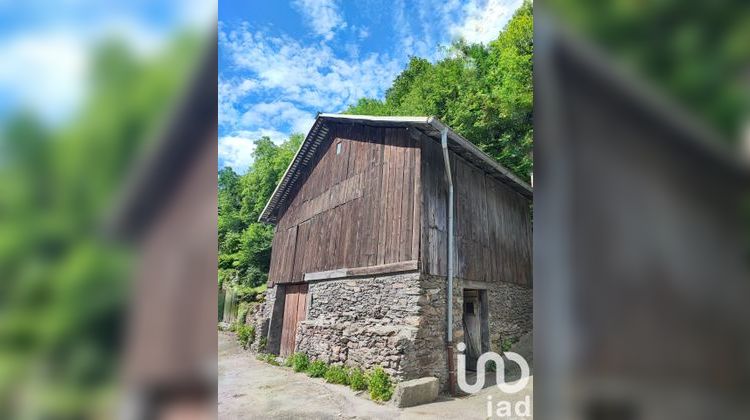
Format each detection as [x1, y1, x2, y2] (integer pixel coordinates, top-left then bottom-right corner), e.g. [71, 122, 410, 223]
[456, 342, 530, 394]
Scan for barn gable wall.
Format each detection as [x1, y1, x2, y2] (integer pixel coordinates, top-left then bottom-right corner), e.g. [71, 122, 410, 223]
[420, 132, 532, 287]
[267, 123, 422, 285]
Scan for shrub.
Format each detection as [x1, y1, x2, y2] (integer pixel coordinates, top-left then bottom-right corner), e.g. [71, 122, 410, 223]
[289, 352, 309, 373]
[258, 337, 268, 353]
[235, 324, 255, 349]
[348, 368, 368, 391]
[324, 365, 349, 385]
[306, 360, 328, 378]
[367, 367, 393, 401]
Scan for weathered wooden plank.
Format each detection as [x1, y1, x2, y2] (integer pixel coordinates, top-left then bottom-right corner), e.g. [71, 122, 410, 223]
[377, 128, 392, 265]
[411, 136, 422, 261]
[303, 259, 419, 281]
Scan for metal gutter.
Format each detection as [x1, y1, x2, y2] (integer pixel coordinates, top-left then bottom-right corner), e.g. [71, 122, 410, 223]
[440, 127, 457, 395]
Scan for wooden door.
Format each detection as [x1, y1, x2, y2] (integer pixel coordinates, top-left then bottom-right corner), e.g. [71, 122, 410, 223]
[462, 289, 482, 371]
[279, 284, 308, 357]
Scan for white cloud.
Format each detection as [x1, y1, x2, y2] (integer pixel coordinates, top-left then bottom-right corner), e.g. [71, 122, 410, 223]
[292, 0, 345, 41]
[218, 128, 288, 173]
[219, 22, 404, 170]
[240, 101, 314, 135]
[450, 0, 522, 44]
[357, 26, 370, 40]
[218, 134, 257, 173]
[0, 31, 88, 123]
[219, 24, 401, 126]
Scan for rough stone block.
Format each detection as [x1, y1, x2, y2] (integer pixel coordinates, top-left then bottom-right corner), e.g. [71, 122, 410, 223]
[392, 377, 439, 408]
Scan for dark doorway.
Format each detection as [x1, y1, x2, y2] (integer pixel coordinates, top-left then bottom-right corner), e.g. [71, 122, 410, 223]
[462, 288, 489, 371]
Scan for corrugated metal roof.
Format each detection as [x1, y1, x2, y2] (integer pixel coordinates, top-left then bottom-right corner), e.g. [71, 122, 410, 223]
[258, 114, 532, 224]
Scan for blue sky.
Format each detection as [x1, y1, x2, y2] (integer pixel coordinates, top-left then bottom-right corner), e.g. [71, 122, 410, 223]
[219, 0, 523, 173]
[0, 0, 214, 125]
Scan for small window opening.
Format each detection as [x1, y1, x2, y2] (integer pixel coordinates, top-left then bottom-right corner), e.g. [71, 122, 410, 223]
[336, 142, 342, 155]
[464, 302, 475, 315]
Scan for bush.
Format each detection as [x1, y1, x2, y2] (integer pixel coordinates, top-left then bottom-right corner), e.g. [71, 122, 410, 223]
[367, 367, 393, 401]
[324, 365, 349, 385]
[289, 352, 309, 373]
[258, 337, 268, 353]
[348, 368, 368, 391]
[306, 360, 328, 378]
[235, 324, 255, 349]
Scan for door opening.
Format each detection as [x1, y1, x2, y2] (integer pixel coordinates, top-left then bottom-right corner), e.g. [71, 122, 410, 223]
[462, 288, 489, 371]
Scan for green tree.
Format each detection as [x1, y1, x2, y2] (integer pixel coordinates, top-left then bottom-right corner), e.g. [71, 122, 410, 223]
[346, 1, 533, 181]
[218, 134, 303, 291]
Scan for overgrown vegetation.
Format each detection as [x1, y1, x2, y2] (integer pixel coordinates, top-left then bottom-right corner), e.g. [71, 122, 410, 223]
[306, 360, 328, 378]
[258, 337, 268, 353]
[348, 368, 368, 391]
[218, 2, 534, 302]
[288, 352, 310, 373]
[367, 367, 394, 402]
[324, 365, 350, 385]
[235, 324, 255, 349]
[257, 351, 394, 401]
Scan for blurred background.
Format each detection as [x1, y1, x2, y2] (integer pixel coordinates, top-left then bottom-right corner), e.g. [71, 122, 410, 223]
[536, 1, 750, 419]
[0, 0, 214, 418]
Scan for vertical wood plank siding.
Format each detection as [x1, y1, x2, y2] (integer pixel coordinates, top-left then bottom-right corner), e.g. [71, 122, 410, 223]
[267, 124, 421, 285]
[420, 134, 533, 288]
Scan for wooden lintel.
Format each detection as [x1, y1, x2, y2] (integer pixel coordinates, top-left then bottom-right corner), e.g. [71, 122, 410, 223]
[303, 260, 419, 282]
[461, 279, 492, 290]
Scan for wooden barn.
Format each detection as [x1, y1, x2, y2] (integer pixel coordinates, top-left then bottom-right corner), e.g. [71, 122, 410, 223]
[255, 114, 532, 390]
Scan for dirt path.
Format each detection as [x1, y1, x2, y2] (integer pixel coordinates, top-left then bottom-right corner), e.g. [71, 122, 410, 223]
[218, 332, 533, 419]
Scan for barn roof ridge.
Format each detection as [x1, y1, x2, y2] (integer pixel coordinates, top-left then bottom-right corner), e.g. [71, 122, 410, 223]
[258, 114, 533, 224]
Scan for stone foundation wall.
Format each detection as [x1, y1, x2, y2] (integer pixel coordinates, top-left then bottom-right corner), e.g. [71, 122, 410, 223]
[257, 273, 532, 392]
[486, 281, 532, 351]
[296, 273, 422, 381]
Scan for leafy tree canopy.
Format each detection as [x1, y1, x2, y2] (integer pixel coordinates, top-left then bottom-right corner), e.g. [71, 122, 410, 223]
[346, 1, 533, 180]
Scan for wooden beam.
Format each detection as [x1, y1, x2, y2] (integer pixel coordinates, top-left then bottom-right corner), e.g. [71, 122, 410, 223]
[303, 260, 419, 282]
[303, 268, 348, 281]
[462, 279, 492, 290]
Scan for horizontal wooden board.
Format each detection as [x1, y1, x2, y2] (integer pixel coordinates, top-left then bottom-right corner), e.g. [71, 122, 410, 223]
[303, 260, 419, 281]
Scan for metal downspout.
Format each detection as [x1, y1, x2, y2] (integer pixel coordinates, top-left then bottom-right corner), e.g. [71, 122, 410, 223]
[441, 128, 456, 395]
